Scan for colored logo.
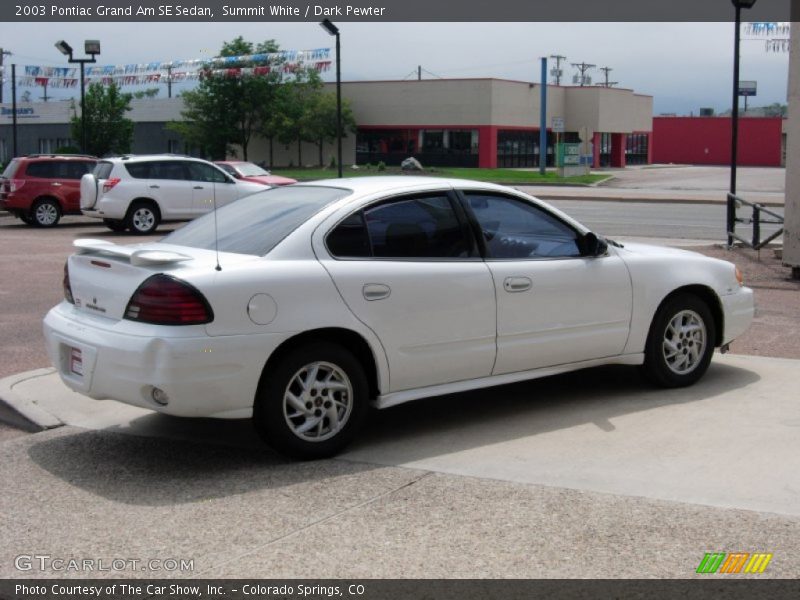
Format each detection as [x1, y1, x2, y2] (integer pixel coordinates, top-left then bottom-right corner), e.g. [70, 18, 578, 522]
[696, 552, 773, 574]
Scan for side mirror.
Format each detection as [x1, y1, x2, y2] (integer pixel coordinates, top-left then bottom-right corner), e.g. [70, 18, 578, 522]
[580, 232, 608, 257]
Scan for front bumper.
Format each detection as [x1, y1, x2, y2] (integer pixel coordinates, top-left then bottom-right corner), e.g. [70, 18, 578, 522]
[43, 302, 290, 419]
[721, 286, 755, 345]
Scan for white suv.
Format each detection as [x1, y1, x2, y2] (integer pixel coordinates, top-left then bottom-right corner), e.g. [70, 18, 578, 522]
[80, 155, 266, 234]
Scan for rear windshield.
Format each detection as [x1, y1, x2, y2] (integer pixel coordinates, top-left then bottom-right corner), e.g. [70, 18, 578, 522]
[164, 185, 351, 256]
[2, 159, 20, 178]
[93, 161, 114, 179]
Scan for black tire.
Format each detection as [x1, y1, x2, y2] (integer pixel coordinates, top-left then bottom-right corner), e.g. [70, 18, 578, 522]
[254, 342, 369, 459]
[643, 293, 716, 388]
[103, 218, 128, 232]
[125, 201, 160, 235]
[31, 198, 61, 227]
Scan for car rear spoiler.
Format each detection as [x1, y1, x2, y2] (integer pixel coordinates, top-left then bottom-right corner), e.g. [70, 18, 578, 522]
[73, 239, 193, 266]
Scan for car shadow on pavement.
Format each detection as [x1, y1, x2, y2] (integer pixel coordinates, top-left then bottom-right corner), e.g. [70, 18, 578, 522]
[345, 361, 761, 462]
[24, 361, 759, 505]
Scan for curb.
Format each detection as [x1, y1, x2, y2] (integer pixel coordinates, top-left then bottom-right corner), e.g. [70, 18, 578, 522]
[0, 368, 64, 431]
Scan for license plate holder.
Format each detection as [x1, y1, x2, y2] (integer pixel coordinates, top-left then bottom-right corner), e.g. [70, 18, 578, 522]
[69, 347, 83, 377]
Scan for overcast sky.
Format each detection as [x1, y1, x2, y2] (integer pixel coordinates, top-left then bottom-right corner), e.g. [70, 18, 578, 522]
[0, 21, 791, 114]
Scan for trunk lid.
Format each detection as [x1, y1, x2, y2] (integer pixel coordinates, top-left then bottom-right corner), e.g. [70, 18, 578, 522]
[66, 239, 255, 322]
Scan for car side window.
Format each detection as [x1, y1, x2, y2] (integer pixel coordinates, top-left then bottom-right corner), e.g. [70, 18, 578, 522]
[187, 162, 229, 184]
[149, 161, 188, 181]
[365, 195, 471, 259]
[124, 162, 151, 179]
[25, 162, 59, 178]
[327, 212, 371, 258]
[464, 193, 580, 259]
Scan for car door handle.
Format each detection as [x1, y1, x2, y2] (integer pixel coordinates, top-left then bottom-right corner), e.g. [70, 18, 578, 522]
[149, 185, 160, 189]
[362, 283, 391, 301]
[193, 186, 204, 189]
[503, 277, 532, 293]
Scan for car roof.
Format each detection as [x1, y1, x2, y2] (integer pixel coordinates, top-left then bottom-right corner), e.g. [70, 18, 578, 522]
[299, 175, 511, 196]
[103, 154, 209, 163]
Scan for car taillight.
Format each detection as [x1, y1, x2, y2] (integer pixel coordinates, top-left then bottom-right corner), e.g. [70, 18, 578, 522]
[63, 262, 74, 304]
[9, 179, 25, 193]
[124, 274, 213, 325]
[102, 178, 121, 193]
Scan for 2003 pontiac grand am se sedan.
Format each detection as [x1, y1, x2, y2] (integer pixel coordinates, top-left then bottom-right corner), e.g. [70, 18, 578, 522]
[43, 177, 754, 458]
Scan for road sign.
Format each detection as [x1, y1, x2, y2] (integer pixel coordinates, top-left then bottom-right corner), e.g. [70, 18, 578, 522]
[738, 81, 757, 97]
[552, 117, 565, 133]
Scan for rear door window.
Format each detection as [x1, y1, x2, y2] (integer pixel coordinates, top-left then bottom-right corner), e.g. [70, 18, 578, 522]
[24, 162, 60, 178]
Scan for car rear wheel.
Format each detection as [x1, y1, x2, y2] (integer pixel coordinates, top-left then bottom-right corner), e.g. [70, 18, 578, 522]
[125, 201, 160, 235]
[31, 198, 61, 227]
[103, 219, 127, 232]
[643, 293, 716, 388]
[253, 342, 368, 459]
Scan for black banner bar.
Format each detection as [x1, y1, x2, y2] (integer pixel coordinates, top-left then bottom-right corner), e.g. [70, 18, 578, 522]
[1, 0, 794, 22]
[2, 580, 800, 600]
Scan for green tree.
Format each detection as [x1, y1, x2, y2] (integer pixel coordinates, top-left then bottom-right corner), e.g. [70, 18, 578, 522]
[274, 69, 324, 166]
[170, 37, 282, 160]
[70, 82, 134, 156]
[302, 92, 357, 166]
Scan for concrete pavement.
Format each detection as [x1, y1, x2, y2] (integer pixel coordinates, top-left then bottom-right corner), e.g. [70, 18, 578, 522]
[1, 353, 799, 578]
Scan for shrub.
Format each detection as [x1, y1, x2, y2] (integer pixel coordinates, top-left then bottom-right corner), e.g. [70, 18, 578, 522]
[377, 161, 386, 171]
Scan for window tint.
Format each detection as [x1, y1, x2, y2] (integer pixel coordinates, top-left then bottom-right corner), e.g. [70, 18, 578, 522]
[464, 193, 580, 259]
[149, 161, 188, 181]
[124, 162, 151, 179]
[327, 212, 370, 258]
[364, 195, 471, 259]
[164, 185, 350, 256]
[24, 162, 59, 178]
[187, 161, 229, 183]
[66, 161, 94, 179]
[94, 161, 114, 179]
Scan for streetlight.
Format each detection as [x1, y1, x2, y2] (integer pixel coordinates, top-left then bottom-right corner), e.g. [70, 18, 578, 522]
[727, 0, 757, 246]
[319, 18, 342, 178]
[55, 39, 100, 154]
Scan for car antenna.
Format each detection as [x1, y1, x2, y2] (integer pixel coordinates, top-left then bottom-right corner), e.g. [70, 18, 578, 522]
[213, 179, 221, 271]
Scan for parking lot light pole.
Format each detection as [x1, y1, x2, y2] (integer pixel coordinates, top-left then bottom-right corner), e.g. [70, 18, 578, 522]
[55, 39, 100, 154]
[728, 0, 757, 246]
[319, 19, 342, 178]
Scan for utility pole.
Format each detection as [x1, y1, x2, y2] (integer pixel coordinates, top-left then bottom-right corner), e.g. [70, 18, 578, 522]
[0, 48, 12, 104]
[598, 66, 618, 88]
[571, 62, 596, 86]
[165, 65, 173, 98]
[418, 65, 421, 81]
[39, 80, 49, 102]
[549, 54, 566, 85]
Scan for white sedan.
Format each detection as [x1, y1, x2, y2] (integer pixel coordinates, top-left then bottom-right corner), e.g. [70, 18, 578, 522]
[43, 177, 754, 458]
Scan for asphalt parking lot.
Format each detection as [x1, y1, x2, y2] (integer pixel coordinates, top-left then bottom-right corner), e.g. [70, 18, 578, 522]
[1, 167, 799, 579]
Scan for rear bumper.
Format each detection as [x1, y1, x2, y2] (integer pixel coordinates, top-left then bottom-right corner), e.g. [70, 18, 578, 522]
[721, 286, 754, 345]
[43, 303, 290, 419]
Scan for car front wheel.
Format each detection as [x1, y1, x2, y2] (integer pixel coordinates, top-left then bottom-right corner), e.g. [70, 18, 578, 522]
[32, 199, 61, 227]
[643, 293, 716, 388]
[254, 342, 368, 459]
[125, 201, 160, 235]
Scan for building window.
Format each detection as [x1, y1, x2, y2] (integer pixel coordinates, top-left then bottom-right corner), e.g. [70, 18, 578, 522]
[356, 129, 478, 168]
[497, 130, 556, 168]
[625, 133, 649, 165]
[38, 138, 73, 154]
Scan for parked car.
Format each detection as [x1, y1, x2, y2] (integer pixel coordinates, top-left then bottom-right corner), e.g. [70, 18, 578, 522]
[80, 155, 265, 234]
[215, 160, 297, 186]
[0, 154, 97, 227]
[44, 177, 754, 459]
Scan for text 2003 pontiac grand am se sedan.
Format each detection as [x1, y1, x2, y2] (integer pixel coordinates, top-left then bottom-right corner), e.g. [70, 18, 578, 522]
[43, 177, 754, 458]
